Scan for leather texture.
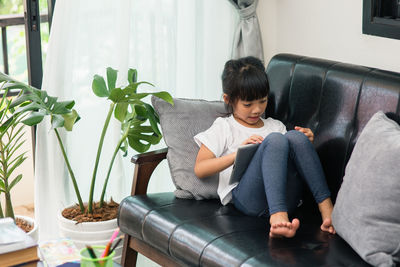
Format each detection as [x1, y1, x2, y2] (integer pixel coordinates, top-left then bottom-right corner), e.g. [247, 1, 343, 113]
[118, 54, 400, 266]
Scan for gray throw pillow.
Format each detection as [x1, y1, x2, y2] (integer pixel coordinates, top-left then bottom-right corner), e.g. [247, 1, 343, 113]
[332, 111, 400, 267]
[152, 96, 226, 200]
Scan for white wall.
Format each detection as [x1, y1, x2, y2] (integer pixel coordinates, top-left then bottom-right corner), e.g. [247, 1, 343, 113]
[12, 127, 34, 207]
[258, 0, 400, 73]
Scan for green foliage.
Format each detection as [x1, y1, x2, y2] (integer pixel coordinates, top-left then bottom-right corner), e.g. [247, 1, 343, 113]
[1, 68, 173, 216]
[0, 71, 84, 213]
[0, 86, 27, 219]
[0, 0, 23, 15]
[89, 67, 173, 211]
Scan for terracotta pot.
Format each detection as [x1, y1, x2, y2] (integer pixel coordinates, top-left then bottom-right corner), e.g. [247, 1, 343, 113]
[57, 207, 122, 263]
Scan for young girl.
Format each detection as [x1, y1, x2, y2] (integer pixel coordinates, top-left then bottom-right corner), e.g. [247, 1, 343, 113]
[194, 56, 335, 238]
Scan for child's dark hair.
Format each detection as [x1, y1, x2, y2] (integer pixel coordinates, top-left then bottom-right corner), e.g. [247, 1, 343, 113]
[221, 56, 269, 113]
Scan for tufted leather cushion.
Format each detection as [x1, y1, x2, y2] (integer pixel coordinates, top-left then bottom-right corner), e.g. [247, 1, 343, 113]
[119, 54, 400, 266]
[265, 54, 400, 203]
[119, 192, 369, 266]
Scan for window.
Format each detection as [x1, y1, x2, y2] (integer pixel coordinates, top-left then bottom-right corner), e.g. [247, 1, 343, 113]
[363, 0, 400, 40]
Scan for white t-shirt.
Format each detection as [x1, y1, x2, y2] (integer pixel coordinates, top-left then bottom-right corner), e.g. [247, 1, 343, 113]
[194, 115, 287, 205]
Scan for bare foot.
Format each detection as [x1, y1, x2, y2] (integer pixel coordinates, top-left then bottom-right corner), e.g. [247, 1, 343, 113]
[320, 217, 336, 234]
[269, 212, 300, 238]
[318, 198, 336, 234]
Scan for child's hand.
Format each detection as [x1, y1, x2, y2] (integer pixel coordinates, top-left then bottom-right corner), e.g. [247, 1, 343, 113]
[294, 126, 314, 143]
[241, 135, 264, 145]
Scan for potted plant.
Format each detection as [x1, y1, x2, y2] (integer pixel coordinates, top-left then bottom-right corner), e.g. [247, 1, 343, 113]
[4, 68, 172, 257]
[0, 76, 38, 241]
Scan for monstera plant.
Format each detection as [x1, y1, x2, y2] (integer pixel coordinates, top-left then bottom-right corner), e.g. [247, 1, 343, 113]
[2, 68, 172, 221]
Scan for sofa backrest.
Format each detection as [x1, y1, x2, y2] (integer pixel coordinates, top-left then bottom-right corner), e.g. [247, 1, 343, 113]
[266, 54, 400, 202]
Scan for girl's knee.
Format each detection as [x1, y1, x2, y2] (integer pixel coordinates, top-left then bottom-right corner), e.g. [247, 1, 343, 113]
[285, 130, 309, 145]
[262, 132, 288, 149]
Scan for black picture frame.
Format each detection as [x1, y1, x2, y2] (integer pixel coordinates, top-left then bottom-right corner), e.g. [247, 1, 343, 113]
[363, 0, 400, 40]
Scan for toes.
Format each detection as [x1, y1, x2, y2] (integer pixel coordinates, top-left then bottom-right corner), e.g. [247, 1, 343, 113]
[320, 219, 336, 234]
[292, 218, 300, 229]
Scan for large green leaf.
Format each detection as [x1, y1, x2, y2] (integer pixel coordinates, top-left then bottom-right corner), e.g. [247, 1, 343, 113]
[9, 94, 37, 109]
[133, 105, 147, 121]
[44, 95, 58, 110]
[128, 69, 137, 84]
[114, 102, 128, 122]
[21, 110, 46, 126]
[106, 67, 118, 91]
[151, 91, 174, 105]
[127, 137, 151, 153]
[128, 131, 162, 145]
[62, 109, 80, 131]
[92, 74, 109, 97]
[51, 114, 65, 129]
[14, 102, 42, 114]
[125, 82, 154, 95]
[1, 83, 26, 90]
[143, 103, 161, 136]
[108, 88, 125, 103]
[52, 101, 75, 114]
[128, 125, 155, 133]
[126, 92, 150, 101]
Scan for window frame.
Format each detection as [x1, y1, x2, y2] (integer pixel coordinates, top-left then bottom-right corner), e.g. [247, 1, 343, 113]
[363, 0, 400, 40]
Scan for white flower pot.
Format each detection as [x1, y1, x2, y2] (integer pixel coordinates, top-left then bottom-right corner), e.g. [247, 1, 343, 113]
[16, 215, 38, 243]
[57, 208, 122, 263]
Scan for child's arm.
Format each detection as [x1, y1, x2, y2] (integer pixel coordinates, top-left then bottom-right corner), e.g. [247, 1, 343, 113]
[194, 135, 263, 179]
[194, 144, 236, 179]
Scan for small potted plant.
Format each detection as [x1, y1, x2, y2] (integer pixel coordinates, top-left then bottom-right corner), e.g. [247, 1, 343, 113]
[0, 75, 38, 241]
[7, 68, 173, 253]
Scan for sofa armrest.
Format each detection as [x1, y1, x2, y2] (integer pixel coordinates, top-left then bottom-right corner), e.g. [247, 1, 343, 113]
[130, 147, 168, 196]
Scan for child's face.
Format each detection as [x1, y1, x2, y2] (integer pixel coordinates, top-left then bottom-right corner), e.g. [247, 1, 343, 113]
[224, 95, 268, 127]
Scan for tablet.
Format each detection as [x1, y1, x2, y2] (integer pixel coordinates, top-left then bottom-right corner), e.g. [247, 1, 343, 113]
[229, 143, 260, 185]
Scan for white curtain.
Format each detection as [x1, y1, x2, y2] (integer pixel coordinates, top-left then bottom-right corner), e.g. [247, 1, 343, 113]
[35, 0, 238, 243]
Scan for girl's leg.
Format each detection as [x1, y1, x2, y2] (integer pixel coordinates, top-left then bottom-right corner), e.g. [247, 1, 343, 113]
[232, 133, 301, 237]
[285, 130, 335, 234]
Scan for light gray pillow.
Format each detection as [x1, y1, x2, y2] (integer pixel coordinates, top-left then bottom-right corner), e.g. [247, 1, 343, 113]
[332, 111, 400, 267]
[152, 96, 226, 200]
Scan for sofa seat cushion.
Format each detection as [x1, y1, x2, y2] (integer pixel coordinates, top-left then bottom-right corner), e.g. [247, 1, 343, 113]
[118, 193, 368, 266]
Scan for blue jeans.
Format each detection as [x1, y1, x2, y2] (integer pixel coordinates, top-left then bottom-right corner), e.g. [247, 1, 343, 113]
[232, 130, 331, 217]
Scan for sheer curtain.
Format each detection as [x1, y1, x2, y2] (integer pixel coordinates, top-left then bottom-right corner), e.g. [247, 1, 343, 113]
[35, 0, 238, 242]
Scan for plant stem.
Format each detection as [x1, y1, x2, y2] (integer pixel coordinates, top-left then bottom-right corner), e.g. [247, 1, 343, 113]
[4, 190, 14, 219]
[0, 142, 5, 218]
[54, 128, 85, 213]
[88, 102, 115, 213]
[0, 201, 4, 218]
[99, 125, 129, 207]
[0, 139, 14, 219]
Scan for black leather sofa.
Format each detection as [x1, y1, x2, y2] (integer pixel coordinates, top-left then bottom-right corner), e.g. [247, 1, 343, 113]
[118, 54, 400, 266]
